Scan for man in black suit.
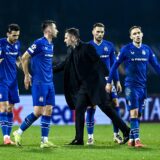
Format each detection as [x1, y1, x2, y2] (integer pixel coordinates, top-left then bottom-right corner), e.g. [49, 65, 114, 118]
[54, 28, 130, 145]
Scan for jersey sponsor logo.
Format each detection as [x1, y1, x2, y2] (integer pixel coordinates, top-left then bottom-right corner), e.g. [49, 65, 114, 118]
[6, 52, 18, 55]
[45, 54, 53, 57]
[131, 58, 147, 61]
[100, 55, 109, 58]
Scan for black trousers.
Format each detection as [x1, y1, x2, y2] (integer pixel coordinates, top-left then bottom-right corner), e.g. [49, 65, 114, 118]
[74, 85, 130, 141]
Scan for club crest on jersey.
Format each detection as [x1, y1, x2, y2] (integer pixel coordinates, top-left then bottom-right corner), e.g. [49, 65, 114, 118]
[104, 46, 108, 52]
[6, 45, 10, 49]
[0, 94, 2, 99]
[15, 44, 18, 49]
[39, 96, 44, 102]
[142, 50, 146, 55]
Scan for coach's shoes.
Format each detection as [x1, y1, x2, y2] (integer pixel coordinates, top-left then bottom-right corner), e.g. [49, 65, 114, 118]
[4, 137, 15, 145]
[13, 130, 22, 146]
[86, 138, 94, 145]
[135, 140, 145, 148]
[40, 141, 57, 148]
[113, 134, 123, 144]
[68, 139, 84, 145]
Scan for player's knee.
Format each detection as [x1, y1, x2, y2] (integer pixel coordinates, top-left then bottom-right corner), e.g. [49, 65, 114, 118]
[7, 104, 14, 112]
[43, 106, 53, 116]
[0, 102, 8, 112]
[130, 109, 138, 118]
[34, 107, 43, 117]
[0, 106, 8, 112]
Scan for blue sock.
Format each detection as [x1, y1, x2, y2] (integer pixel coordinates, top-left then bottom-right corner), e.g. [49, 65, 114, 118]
[0, 112, 8, 136]
[113, 107, 120, 134]
[20, 113, 38, 131]
[129, 130, 134, 140]
[86, 108, 95, 135]
[41, 115, 51, 139]
[130, 118, 139, 140]
[6, 112, 13, 136]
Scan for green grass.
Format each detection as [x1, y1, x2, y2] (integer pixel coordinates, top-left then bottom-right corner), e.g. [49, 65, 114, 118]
[0, 124, 160, 160]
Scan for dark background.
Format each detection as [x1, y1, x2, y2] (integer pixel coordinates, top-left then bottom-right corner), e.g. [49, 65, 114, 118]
[0, 0, 160, 95]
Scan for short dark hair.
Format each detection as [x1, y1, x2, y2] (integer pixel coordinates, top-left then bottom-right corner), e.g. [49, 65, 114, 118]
[41, 20, 56, 31]
[93, 23, 105, 30]
[129, 26, 142, 34]
[8, 24, 20, 33]
[65, 28, 80, 39]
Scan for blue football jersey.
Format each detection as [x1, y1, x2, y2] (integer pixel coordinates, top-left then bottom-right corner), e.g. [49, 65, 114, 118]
[108, 43, 160, 88]
[27, 37, 54, 84]
[89, 40, 119, 81]
[0, 38, 21, 86]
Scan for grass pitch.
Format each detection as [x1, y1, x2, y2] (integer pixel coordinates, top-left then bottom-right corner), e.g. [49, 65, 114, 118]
[0, 123, 159, 160]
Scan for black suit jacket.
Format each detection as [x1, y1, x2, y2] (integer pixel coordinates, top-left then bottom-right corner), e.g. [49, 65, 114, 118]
[54, 41, 112, 109]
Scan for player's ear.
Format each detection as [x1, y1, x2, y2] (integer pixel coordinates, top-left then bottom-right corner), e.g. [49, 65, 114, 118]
[141, 32, 143, 38]
[6, 32, 9, 37]
[92, 29, 94, 36]
[130, 34, 133, 40]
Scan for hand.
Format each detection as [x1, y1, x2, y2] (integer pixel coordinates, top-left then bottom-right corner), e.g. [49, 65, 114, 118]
[105, 83, 112, 93]
[24, 74, 32, 90]
[116, 81, 122, 93]
[0, 58, 4, 63]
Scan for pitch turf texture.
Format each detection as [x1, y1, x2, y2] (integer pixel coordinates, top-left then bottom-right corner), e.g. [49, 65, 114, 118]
[0, 124, 159, 160]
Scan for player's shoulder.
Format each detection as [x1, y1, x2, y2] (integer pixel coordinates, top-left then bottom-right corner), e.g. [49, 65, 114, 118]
[103, 40, 114, 46]
[33, 37, 45, 45]
[0, 38, 7, 44]
[15, 40, 21, 46]
[142, 44, 151, 50]
[120, 43, 131, 51]
[88, 40, 94, 44]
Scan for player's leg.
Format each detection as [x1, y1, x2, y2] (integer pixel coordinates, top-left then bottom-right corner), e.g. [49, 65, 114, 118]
[112, 98, 122, 144]
[86, 105, 96, 145]
[5, 83, 20, 144]
[134, 88, 146, 148]
[13, 84, 43, 146]
[0, 84, 11, 144]
[13, 106, 42, 146]
[40, 84, 56, 148]
[0, 101, 9, 144]
[125, 87, 144, 147]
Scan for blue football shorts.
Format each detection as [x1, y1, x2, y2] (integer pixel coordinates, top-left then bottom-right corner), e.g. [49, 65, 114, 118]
[125, 86, 146, 113]
[32, 83, 55, 107]
[0, 81, 20, 104]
